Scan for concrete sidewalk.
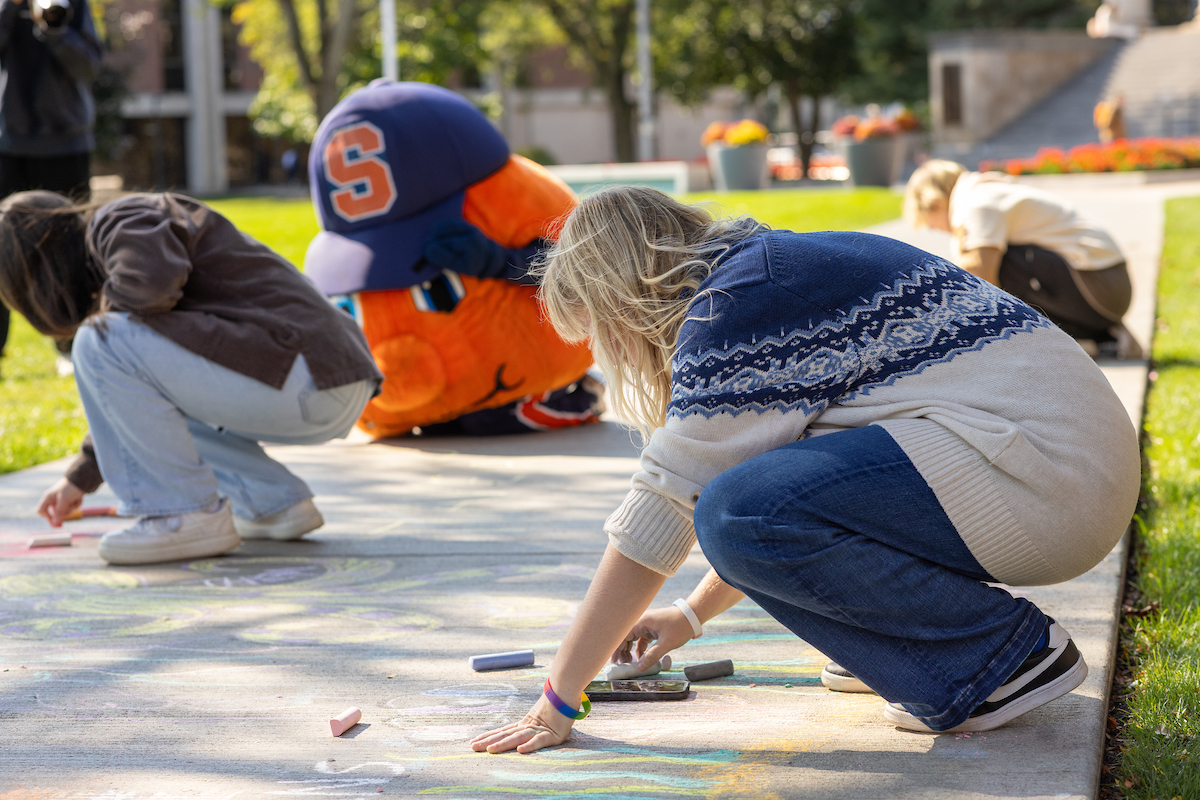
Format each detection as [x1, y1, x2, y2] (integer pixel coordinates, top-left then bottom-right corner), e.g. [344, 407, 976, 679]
[1, 183, 1195, 799]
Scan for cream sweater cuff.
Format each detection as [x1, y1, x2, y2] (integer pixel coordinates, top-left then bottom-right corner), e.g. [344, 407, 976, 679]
[604, 488, 697, 577]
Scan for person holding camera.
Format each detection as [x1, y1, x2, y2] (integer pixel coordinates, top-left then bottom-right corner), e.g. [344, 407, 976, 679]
[0, 0, 101, 376]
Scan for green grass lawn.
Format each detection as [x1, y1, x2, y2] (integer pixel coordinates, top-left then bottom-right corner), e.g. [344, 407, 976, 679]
[683, 186, 902, 231]
[1114, 195, 1200, 797]
[0, 318, 88, 475]
[206, 197, 320, 268]
[0, 187, 900, 476]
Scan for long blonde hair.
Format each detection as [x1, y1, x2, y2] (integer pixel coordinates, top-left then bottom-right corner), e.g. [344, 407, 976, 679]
[903, 159, 966, 228]
[537, 186, 761, 438]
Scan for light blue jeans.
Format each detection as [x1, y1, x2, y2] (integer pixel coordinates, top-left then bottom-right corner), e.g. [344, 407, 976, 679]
[694, 424, 1047, 731]
[72, 313, 376, 521]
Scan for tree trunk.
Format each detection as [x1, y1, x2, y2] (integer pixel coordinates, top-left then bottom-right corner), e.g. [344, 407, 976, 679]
[786, 87, 820, 179]
[605, 68, 636, 163]
[540, 0, 637, 163]
[275, 0, 316, 91]
[315, 0, 361, 120]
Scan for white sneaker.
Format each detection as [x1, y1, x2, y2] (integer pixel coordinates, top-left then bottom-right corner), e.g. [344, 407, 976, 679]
[883, 619, 1087, 733]
[820, 662, 876, 694]
[233, 499, 324, 541]
[98, 499, 240, 565]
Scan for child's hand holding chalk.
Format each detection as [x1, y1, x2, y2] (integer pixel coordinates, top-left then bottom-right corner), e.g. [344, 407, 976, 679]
[612, 601, 699, 673]
[598, 654, 671, 681]
[35, 478, 86, 528]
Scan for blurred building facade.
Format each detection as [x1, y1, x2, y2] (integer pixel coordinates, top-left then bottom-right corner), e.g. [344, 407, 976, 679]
[95, 8, 777, 194]
[928, 0, 1200, 166]
[99, 0, 289, 194]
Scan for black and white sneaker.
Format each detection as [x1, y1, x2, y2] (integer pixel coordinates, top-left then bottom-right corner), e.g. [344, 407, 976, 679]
[820, 663, 876, 694]
[883, 618, 1087, 733]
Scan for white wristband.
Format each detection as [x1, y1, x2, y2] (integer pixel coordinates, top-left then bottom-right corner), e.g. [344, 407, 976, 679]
[673, 598, 703, 639]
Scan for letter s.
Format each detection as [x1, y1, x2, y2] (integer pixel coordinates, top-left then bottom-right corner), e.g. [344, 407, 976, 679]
[322, 122, 398, 222]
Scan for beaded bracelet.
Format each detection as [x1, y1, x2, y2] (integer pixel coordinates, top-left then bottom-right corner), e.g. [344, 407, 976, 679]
[543, 678, 591, 720]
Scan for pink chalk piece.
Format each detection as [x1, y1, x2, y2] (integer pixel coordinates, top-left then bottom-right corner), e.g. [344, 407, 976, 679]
[330, 706, 362, 736]
[28, 533, 72, 548]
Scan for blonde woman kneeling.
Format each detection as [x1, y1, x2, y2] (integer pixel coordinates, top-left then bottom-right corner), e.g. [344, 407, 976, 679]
[905, 159, 1141, 358]
[469, 186, 1139, 752]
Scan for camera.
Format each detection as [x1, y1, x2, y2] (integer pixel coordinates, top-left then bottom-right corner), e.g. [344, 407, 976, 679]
[31, 0, 73, 29]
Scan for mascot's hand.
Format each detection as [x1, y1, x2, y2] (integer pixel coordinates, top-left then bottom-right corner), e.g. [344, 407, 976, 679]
[422, 219, 509, 279]
[421, 219, 544, 285]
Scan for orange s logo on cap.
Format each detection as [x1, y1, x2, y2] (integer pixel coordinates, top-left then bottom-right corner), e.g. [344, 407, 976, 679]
[323, 122, 398, 222]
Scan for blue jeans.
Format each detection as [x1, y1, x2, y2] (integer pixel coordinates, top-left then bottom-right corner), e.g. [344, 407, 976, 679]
[72, 314, 376, 521]
[694, 424, 1047, 731]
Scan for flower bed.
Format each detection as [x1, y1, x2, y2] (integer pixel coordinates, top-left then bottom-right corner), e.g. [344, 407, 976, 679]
[980, 137, 1200, 175]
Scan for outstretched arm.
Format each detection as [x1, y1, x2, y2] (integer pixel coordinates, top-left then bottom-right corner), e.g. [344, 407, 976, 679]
[469, 544, 666, 754]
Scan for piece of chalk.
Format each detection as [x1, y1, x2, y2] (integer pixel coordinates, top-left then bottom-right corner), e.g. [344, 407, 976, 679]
[64, 506, 119, 521]
[683, 659, 734, 682]
[469, 649, 535, 671]
[599, 654, 671, 681]
[28, 533, 72, 548]
[330, 706, 362, 736]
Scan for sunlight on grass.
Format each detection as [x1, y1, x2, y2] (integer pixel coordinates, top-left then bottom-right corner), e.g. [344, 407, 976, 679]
[1119, 195, 1200, 796]
[0, 315, 87, 475]
[206, 197, 319, 268]
[683, 187, 902, 232]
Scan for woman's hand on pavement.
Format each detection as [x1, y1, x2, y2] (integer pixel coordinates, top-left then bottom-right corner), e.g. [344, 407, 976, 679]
[470, 696, 573, 754]
[37, 477, 85, 527]
[612, 605, 695, 669]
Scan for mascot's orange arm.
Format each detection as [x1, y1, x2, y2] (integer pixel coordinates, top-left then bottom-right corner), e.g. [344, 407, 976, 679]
[462, 155, 577, 247]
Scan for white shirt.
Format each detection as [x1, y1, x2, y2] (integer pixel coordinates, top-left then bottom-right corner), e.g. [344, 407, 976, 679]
[949, 171, 1125, 271]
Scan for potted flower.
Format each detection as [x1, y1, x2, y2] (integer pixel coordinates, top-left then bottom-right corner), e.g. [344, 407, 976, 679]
[703, 119, 771, 191]
[834, 113, 900, 187]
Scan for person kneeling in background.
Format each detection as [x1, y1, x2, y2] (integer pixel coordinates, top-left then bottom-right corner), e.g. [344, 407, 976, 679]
[0, 191, 382, 565]
[904, 159, 1142, 359]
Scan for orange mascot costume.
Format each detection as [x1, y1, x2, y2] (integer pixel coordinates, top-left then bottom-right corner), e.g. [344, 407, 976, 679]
[304, 81, 600, 438]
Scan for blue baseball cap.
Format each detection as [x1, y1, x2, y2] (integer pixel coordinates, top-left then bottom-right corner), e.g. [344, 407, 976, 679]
[304, 80, 510, 294]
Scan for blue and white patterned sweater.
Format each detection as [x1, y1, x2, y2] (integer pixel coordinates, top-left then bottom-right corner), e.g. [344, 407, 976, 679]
[604, 231, 1140, 586]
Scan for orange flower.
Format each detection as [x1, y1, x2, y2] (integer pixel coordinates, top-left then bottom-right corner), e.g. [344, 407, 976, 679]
[893, 109, 921, 131]
[830, 115, 859, 137]
[854, 116, 899, 141]
[986, 137, 1200, 174]
[701, 121, 732, 148]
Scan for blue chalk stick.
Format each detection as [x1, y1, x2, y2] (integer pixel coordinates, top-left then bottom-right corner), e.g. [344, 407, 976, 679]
[469, 649, 535, 671]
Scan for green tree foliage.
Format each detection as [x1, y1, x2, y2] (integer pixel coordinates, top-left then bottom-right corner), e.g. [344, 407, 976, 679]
[232, 0, 369, 142]
[655, 0, 859, 177]
[232, 0, 554, 143]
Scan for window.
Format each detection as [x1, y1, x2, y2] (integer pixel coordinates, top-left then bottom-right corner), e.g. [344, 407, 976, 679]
[942, 63, 963, 127]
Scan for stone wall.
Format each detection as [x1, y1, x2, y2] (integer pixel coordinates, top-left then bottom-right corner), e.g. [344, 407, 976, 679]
[928, 30, 1118, 149]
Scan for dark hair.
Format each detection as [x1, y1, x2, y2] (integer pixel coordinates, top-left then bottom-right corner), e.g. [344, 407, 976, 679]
[0, 191, 105, 341]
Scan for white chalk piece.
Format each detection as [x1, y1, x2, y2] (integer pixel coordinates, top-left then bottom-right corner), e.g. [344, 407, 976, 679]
[330, 706, 362, 736]
[683, 659, 734, 682]
[599, 654, 672, 681]
[28, 533, 72, 548]
[468, 649, 535, 671]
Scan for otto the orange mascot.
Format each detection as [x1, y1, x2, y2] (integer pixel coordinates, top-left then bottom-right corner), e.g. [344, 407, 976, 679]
[304, 81, 601, 438]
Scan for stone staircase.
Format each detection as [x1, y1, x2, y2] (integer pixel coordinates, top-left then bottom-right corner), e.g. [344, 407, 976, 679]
[958, 24, 1200, 167]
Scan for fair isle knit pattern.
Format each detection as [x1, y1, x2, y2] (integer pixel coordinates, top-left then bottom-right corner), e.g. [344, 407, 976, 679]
[604, 230, 1141, 585]
[670, 258, 1051, 421]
